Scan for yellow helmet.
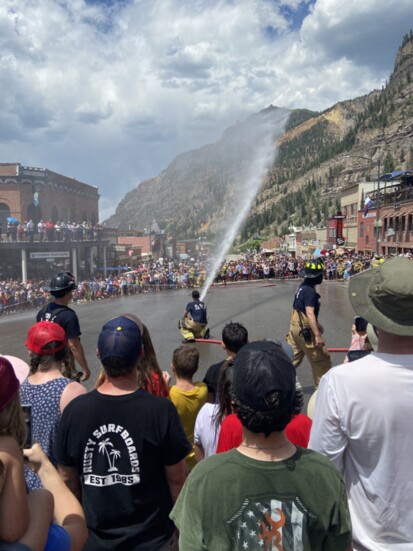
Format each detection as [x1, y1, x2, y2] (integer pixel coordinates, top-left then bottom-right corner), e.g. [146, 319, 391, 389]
[301, 258, 324, 278]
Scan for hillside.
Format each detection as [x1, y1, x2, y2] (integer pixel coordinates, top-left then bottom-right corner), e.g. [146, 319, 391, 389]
[104, 32, 413, 244]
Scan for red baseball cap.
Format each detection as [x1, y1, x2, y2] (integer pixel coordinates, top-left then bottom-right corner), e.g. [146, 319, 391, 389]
[0, 355, 29, 412]
[25, 321, 67, 355]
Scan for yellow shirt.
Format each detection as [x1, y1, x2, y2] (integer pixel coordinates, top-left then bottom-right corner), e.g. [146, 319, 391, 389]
[170, 382, 208, 470]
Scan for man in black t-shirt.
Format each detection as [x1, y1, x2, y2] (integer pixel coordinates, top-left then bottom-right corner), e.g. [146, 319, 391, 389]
[55, 315, 191, 551]
[37, 272, 90, 381]
[203, 321, 248, 402]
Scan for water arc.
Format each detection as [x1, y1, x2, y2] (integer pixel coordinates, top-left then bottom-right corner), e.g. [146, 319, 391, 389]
[200, 108, 290, 301]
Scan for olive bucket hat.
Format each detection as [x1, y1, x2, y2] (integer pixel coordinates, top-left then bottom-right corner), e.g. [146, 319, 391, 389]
[349, 257, 413, 336]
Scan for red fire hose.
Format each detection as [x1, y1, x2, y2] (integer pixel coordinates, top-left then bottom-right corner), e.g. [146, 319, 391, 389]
[194, 339, 348, 353]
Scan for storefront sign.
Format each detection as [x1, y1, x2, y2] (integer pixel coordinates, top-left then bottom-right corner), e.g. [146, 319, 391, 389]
[336, 215, 344, 245]
[30, 252, 69, 259]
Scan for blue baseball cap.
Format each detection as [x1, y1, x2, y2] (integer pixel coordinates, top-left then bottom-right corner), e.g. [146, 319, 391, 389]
[98, 316, 142, 367]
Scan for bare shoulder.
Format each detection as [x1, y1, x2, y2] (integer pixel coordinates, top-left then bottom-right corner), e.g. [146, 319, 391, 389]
[60, 381, 88, 412]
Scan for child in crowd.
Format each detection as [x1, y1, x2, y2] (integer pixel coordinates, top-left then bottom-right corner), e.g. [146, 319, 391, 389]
[344, 315, 373, 362]
[169, 346, 208, 470]
[21, 321, 87, 490]
[216, 367, 313, 452]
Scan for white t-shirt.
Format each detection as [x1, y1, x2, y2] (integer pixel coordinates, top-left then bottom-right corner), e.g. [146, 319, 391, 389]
[309, 352, 413, 550]
[194, 403, 220, 459]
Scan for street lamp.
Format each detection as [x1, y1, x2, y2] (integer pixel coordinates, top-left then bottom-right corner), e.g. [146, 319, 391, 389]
[342, 154, 382, 254]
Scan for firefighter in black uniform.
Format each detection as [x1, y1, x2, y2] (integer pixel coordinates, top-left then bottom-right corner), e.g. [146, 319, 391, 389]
[37, 272, 90, 381]
[286, 258, 331, 386]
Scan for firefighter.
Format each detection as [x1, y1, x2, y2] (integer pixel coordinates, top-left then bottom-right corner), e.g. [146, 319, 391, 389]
[179, 290, 209, 342]
[285, 258, 331, 386]
[37, 272, 90, 381]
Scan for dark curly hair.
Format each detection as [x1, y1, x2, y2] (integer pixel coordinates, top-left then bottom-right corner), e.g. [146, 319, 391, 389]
[233, 388, 299, 437]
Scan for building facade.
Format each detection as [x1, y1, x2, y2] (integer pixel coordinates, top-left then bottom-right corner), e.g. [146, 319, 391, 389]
[0, 163, 99, 230]
[0, 163, 102, 282]
[340, 181, 376, 249]
[356, 171, 413, 254]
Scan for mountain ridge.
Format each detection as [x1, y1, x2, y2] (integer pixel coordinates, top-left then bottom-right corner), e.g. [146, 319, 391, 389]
[104, 32, 413, 244]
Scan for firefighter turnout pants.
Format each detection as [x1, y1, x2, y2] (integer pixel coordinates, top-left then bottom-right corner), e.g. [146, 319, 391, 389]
[286, 310, 332, 387]
[179, 317, 208, 342]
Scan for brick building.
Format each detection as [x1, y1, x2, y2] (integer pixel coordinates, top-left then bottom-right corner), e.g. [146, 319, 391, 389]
[356, 171, 413, 254]
[0, 163, 99, 229]
[0, 163, 102, 282]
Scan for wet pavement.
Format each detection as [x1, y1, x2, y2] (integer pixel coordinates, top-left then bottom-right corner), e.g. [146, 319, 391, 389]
[0, 279, 355, 400]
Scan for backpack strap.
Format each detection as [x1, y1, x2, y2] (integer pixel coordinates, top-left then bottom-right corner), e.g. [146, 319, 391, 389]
[38, 304, 68, 323]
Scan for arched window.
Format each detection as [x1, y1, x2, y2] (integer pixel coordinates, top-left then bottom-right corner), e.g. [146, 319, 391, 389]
[0, 203, 11, 232]
[51, 206, 58, 222]
[70, 208, 75, 222]
[61, 207, 68, 222]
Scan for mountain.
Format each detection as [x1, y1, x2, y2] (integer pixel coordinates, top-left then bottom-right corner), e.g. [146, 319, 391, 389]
[104, 32, 413, 244]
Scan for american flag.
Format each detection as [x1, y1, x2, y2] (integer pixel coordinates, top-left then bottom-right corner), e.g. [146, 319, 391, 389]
[363, 195, 373, 217]
[227, 497, 307, 550]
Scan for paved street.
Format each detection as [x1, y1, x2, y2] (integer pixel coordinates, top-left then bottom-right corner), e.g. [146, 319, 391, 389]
[0, 279, 355, 399]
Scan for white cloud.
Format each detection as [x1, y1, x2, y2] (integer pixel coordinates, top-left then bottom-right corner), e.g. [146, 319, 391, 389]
[0, 0, 411, 219]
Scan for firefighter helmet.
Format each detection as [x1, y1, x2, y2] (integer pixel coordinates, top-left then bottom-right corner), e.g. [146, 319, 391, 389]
[300, 258, 325, 279]
[45, 272, 77, 293]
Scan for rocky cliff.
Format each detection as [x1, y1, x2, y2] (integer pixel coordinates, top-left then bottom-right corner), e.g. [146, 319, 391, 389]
[104, 33, 413, 243]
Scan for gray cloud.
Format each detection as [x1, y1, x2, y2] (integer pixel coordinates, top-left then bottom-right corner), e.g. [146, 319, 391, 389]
[0, 0, 411, 220]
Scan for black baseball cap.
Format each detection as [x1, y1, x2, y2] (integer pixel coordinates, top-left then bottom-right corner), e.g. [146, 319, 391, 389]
[232, 341, 296, 411]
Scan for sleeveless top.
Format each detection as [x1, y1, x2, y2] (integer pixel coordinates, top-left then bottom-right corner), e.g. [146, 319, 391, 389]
[19, 377, 72, 490]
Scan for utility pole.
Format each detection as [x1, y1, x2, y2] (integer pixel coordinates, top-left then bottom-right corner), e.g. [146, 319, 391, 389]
[375, 159, 382, 255]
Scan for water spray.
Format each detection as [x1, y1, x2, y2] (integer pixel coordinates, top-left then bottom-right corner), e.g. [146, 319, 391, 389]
[200, 108, 290, 301]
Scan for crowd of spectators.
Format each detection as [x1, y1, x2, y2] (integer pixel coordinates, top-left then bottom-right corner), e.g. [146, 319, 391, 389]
[215, 250, 412, 282]
[2, 251, 411, 316]
[0, 260, 207, 315]
[0, 220, 102, 243]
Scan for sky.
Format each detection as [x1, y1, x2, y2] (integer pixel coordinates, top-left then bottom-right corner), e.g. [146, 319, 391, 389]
[0, 0, 411, 221]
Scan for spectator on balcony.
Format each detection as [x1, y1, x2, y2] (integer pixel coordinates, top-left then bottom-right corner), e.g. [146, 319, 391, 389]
[26, 220, 35, 243]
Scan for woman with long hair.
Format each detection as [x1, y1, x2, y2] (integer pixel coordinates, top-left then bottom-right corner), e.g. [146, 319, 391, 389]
[95, 313, 170, 397]
[20, 321, 87, 490]
[193, 356, 234, 462]
[137, 323, 170, 397]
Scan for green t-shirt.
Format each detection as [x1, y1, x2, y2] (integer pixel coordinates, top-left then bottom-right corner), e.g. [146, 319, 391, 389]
[171, 447, 351, 551]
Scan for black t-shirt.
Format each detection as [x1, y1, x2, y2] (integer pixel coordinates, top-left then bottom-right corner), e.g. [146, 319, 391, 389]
[54, 390, 191, 551]
[293, 282, 320, 318]
[36, 302, 81, 339]
[203, 360, 225, 395]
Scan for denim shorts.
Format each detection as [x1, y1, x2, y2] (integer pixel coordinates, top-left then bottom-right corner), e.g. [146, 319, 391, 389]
[0, 525, 70, 551]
